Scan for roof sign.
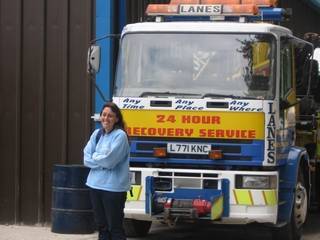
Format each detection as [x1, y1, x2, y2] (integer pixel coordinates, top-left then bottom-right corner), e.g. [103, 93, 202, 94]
[179, 4, 222, 15]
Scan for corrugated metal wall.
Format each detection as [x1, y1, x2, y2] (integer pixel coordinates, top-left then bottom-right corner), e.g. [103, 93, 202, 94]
[0, 0, 93, 224]
[0, 0, 319, 225]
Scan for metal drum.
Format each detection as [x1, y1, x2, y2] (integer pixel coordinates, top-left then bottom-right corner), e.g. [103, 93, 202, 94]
[51, 164, 95, 234]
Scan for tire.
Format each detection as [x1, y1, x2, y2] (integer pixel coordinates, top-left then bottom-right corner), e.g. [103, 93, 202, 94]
[123, 218, 152, 237]
[273, 169, 308, 240]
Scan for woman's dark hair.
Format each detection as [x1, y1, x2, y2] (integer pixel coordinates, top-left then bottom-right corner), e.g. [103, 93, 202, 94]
[100, 102, 126, 131]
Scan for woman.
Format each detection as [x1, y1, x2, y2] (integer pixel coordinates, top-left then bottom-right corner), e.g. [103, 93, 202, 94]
[83, 102, 130, 240]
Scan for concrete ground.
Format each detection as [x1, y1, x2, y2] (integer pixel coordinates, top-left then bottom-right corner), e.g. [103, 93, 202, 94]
[1, 212, 320, 240]
[0, 224, 97, 240]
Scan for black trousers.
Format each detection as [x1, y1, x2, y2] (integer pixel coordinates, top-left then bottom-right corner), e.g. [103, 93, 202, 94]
[89, 188, 127, 240]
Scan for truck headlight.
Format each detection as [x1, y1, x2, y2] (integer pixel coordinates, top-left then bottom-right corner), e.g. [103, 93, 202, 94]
[236, 175, 277, 189]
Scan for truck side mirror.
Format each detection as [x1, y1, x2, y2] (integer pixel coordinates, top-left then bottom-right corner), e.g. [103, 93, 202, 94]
[87, 45, 101, 74]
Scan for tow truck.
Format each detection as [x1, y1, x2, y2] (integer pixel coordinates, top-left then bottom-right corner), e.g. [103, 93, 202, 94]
[88, 1, 320, 239]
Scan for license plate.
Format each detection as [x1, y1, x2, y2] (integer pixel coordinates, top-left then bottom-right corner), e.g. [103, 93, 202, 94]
[167, 143, 211, 155]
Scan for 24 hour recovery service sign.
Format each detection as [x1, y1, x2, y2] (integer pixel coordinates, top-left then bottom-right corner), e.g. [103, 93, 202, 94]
[122, 110, 264, 140]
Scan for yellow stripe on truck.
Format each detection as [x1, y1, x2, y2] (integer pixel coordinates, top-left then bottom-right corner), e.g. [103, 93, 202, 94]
[233, 189, 253, 205]
[262, 190, 277, 206]
[233, 189, 277, 206]
[127, 185, 142, 201]
[211, 196, 223, 220]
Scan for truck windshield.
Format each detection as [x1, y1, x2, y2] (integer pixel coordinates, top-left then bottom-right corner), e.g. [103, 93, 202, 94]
[114, 33, 276, 99]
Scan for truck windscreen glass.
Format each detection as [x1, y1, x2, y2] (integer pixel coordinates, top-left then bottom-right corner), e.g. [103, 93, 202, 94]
[114, 33, 276, 100]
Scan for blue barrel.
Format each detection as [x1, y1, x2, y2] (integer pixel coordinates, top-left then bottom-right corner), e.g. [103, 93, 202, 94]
[51, 164, 95, 234]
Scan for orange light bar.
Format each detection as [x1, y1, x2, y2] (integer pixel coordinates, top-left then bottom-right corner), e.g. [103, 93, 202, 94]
[241, 0, 278, 7]
[223, 4, 258, 15]
[201, 0, 240, 4]
[209, 150, 223, 160]
[170, 0, 200, 4]
[153, 147, 167, 157]
[171, 0, 241, 3]
[146, 4, 179, 15]
[146, 3, 258, 16]
[169, 0, 277, 6]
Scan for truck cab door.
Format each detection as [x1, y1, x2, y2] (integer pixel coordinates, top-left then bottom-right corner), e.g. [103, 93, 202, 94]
[280, 36, 314, 149]
[279, 37, 296, 148]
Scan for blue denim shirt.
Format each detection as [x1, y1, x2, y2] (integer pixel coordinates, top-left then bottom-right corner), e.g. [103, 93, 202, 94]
[83, 128, 130, 192]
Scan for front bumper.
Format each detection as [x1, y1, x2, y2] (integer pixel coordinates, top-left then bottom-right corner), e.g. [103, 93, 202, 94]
[125, 167, 278, 224]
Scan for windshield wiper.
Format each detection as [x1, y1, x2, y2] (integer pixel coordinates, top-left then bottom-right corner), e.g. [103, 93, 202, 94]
[139, 91, 201, 97]
[202, 93, 258, 99]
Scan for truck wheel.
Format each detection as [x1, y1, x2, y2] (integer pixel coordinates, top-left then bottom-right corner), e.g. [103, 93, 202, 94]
[123, 218, 152, 237]
[273, 170, 307, 240]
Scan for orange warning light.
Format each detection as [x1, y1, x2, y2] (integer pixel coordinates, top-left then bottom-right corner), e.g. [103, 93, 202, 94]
[153, 147, 167, 157]
[209, 150, 223, 160]
[241, 0, 277, 7]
